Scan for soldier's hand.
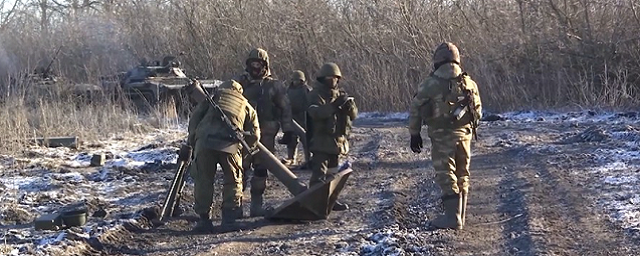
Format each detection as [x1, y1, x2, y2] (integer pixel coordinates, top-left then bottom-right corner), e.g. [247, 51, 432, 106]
[410, 134, 423, 153]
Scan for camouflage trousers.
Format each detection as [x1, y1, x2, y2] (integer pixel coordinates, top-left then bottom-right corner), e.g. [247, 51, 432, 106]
[309, 152, 339, 186]
[191, 148, 243, 215]
[429, 133, 472, 197]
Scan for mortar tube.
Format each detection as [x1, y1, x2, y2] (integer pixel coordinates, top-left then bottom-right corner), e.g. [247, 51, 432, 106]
[255, 142, 307, 195]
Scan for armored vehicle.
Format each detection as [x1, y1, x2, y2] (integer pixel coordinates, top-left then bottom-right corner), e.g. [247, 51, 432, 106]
[20, 70, 103, 102]
[109, 56, 220, 115]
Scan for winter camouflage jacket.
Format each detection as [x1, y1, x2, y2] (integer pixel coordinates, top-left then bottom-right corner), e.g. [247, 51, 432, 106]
[307, 83, 358, 155]
[409, 63, 482, 138]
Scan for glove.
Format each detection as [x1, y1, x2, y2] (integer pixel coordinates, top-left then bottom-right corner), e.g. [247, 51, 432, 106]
[410, 134, 423, 153]
[278, 131, 295, 145]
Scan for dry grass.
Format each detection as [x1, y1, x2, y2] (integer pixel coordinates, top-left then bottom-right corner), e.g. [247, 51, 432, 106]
[0, 80, 180, 155]
[2, 0, 640, 113]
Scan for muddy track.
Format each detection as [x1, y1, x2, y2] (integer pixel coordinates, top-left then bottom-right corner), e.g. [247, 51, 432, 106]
[82, 121, 640, 256]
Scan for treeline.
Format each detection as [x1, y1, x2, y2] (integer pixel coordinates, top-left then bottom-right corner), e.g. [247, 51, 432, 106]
[1, 0, 639, 112]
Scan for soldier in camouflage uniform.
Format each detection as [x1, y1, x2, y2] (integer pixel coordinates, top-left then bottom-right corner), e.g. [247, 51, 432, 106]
[409, 42, 482, 230]
[188, 80, 260, 232]
[307, 62, 357, 211]
[234, 48, 294, 216]
[280, 70, 311, 166]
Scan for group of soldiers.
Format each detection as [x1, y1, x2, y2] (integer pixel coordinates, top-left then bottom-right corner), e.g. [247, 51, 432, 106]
[186, 48, 357, 232]
[185, 42, 482, 232]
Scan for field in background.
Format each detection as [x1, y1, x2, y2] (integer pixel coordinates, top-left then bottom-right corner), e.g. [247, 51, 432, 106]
[1, 0, 639, 112]
[0, 79, 181, 155]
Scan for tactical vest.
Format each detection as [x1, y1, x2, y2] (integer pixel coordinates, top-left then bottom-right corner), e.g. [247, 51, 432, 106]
[422, 73, 476, 129]
[214, 88, 247, 129]
[201, 88, 247, 153]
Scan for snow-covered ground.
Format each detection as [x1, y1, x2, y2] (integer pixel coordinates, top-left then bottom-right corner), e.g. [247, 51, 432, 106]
[355, 110, 640, 253]
[0, 126, 186, 255]
[499, 110, 640, 235]
[1, 110, 640, 255]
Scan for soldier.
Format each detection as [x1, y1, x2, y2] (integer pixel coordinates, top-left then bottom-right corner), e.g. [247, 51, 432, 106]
[234, 48, 294, 217]
[307, 62, 357, 211]
[280, 70, 311, 166]
[187, 80, 260, 232]
[408, 42, 482, 230]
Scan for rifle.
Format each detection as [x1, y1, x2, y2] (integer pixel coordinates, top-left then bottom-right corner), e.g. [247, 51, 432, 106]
[158, 144, 193, 222]
[452, 89, 479, 141]
[191, 78, 255, 153]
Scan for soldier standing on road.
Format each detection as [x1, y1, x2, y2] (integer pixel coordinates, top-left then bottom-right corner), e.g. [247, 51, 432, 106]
[408, 42, 482, 230]
[280, 70, 311, 167]
[307, 62, 357, 211]
[187, 80, 260, 232]
[234, 48, 295, 217]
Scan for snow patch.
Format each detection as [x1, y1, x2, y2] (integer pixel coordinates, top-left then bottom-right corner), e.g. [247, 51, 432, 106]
[0, 127, 186, 254]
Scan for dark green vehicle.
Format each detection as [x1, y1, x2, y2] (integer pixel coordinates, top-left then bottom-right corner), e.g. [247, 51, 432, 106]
[104, 56, 221, 115]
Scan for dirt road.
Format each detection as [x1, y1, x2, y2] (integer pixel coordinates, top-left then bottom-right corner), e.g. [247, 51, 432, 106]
[80, 115, 640, 256]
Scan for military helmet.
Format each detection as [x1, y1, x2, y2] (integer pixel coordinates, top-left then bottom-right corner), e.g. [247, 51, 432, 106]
[316, 62, 342, 79]
[246, 48, 270, 67]
[218, 80, 244, 94]
[291, 70, 306, 82]
[433, 42, 461, 65]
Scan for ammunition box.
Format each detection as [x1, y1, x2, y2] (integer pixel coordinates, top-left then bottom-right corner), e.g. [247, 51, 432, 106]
[34, 213, 62, 230]
[90, 154, 106, 166]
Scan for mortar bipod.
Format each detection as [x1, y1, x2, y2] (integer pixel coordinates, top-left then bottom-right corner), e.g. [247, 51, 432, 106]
[252, 142, 353, 220]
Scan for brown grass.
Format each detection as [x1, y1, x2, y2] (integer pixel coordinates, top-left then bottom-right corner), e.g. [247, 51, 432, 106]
[2, 0, 640, 113]
[0, 79, 178, 155]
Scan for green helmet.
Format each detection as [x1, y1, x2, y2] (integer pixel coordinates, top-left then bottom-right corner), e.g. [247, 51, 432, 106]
[433, 42, 460, 66]
[291, 70, 306, 82]
[219, 80, 244, 94]
[316, 62, 342, 79]
[246, 48, 270, 67]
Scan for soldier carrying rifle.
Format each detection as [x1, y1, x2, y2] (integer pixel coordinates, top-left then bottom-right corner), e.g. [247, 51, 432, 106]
[187, 80, 260, 232]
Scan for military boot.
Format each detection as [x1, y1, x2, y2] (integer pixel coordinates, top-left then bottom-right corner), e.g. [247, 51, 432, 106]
[332, 201, 349, 211]
[431, 194, 462, 230]
[460, 189, 468, 227]
[193, 213, 214, 233]
[250, 176, 267, 217]
[221, 207, 243, 225]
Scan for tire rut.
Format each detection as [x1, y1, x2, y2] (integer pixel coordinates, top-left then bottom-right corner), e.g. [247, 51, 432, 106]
[519, 152, 640, 256]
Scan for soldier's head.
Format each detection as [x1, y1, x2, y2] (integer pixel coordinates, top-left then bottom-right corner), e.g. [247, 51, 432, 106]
[290, 70, 306, 86]
[316, 62, 342, 89]
[245, 48, 270, 79]
[218, 79, 244, 94]
[432, 42, 461, 70]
